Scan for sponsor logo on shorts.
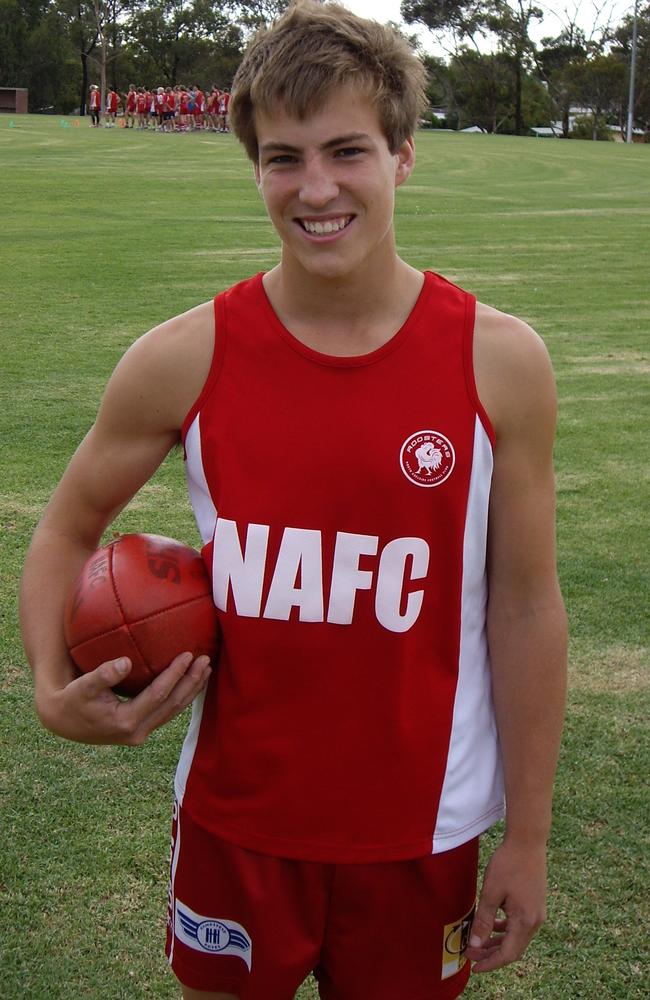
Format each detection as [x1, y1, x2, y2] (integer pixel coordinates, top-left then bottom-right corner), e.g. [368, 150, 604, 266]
[174, 900, 252, 970]
[400, 430, 455, 488]
[441, 903, 475, 980]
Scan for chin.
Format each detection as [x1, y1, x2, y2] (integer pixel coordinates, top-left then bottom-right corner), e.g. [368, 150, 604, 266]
[292, 247, 364, 282]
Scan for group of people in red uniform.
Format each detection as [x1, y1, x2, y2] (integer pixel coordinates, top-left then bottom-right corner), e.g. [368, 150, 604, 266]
[89, 83, 231, 132]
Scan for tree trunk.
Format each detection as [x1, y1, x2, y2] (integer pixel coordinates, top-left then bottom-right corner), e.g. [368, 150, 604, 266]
[515, 52, 523, 134]
[99, 29, 107, 109]
[110, 16, 118, 90]
[80, 49, 89, 115]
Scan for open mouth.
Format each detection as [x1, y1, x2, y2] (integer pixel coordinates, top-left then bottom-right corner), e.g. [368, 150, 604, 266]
[297, 215, 354, 236]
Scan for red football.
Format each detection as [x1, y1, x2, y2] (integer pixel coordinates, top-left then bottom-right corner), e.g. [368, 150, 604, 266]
[64, 533, 219, 696]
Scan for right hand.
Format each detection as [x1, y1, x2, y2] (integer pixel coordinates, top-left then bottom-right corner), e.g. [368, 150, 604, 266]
[34, 652, 212, 746]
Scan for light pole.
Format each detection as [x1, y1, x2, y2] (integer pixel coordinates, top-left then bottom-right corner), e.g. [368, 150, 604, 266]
[626, 0, 639, 143]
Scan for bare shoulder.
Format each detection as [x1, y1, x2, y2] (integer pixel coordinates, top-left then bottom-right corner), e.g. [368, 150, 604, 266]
[100, 299, 215, 434]
[473, 301, 557, 440]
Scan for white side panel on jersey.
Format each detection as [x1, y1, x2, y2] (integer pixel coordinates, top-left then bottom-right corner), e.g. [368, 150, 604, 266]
[174, 687, 207, 807]
[167, 799, 182, 968]
[433, 417, 505, 853]
[174, 416, 215, 806]
[184, 414, 218, 545]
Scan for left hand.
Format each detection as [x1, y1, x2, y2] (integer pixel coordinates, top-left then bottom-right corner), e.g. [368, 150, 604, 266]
[466, 838, 548, 973]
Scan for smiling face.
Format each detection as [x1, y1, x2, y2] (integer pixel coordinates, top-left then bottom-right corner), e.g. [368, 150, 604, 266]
[253, 86, 415, 284]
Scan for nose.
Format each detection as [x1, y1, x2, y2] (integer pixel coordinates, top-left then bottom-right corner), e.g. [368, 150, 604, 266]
[299, 154, 339, 208]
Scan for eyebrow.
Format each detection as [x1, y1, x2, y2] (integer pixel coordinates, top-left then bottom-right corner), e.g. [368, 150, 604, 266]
[259, 132, 372, 155]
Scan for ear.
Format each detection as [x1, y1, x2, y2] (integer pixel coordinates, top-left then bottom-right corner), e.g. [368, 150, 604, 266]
[253, 161, 262, 188]
[394, 136, 415, 189]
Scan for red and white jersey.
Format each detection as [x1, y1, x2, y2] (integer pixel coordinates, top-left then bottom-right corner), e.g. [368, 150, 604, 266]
[176, 271, 505, 863]
[89, 90, 100, 110]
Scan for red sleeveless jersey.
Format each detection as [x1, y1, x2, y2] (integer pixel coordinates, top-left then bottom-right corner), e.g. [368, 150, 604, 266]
[176, 271, 505, 863]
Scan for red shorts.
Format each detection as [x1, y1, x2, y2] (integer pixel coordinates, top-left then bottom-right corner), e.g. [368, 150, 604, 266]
[166, 801, 478, 1000]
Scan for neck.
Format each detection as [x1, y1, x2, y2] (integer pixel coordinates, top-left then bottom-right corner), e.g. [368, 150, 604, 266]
[264, 253, 424, 357]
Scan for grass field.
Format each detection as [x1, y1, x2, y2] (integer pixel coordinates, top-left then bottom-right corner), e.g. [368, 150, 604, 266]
[1, 115, 648, 999]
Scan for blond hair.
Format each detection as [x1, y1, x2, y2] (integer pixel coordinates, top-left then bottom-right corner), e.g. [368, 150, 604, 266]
[230, 0, 428, 161]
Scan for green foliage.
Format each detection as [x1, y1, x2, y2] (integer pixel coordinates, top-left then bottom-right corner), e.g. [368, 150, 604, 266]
[0, 0, 248, 112]
[570, 114, 614, 141]
[611, 2, 650, 131]
[126, 0, 243, 88]
[403, 1, 647, 137]
[1, 0, 648, 135]
[448, 48, 514, 132]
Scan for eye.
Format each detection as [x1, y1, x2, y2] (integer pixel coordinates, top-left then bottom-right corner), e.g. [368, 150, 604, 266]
[266, 154, 297, 165]
[334, 146, 364, 158]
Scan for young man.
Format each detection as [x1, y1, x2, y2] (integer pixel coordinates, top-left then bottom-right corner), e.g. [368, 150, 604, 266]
[125, 84, 137, 128]
[136, 86, 148, 129]
[88, 84, 101, 127]
[165, 87, 177, 132]
[192, 84, 205, 129]
[218, 89, 230, 132]
[155, 86, 166, 130]
[104, 87, 119, 127]
[21, 3, 567, 999]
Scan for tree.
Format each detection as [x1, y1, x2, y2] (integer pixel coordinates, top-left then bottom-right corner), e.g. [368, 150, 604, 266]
[224, 0, 288, 33]
[0, 0, 31, 86]
[55, 0, 100, 115]
[566, 52, 626, 137]
[487, 1, 543, 134]
[447, 48, 514, 132]
[536, 27, 591, 137]
[87, 0, 132, 105]
[0, 0, 80, 111]
[401, 0, 492, 45]
[126, 0, 243, 87]
[402, 0, 544, 132]
[611, 2, 650, 133]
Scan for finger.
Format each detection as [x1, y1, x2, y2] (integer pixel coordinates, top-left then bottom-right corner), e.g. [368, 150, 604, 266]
[126, 654, 211, 740]
[469, 898, 500, 950]
[465, 933, 504, 962]
[470, 923, 532, 974]
[80, 657, 132, 695]
[147, 654, 212, 711]
[134, 651, 196, 705]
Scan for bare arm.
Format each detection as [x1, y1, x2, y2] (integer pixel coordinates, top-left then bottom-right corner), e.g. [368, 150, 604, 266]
[467, 306, 568, 973]
[20, 302, 215, 745]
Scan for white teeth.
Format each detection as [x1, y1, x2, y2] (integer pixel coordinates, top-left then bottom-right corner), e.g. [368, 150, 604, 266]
[301, 217, 351, 235]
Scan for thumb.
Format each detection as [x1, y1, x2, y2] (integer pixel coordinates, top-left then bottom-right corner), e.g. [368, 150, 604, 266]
[87, 657, 132, 691]
[470, 889, 500, 948]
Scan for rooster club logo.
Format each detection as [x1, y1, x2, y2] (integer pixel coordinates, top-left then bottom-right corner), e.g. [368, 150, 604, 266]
[400, 430, 455, 488]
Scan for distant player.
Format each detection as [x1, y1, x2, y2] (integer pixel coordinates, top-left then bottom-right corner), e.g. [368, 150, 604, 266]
[217, 89, 230, 132]
[148, 88, 157, 128]
[194, 85, 206, 129]
[124, 85, 137, 128]
[88, 84, 101, 127]
[206, 86, 219, 131]
[104, 87, 119, 127]
[136, 87, 148, 129]
[164, 87, 176, 132]
[154, 87, 166, 130]
[178, 87, 190, 131]
[21, 4, 566, 999]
